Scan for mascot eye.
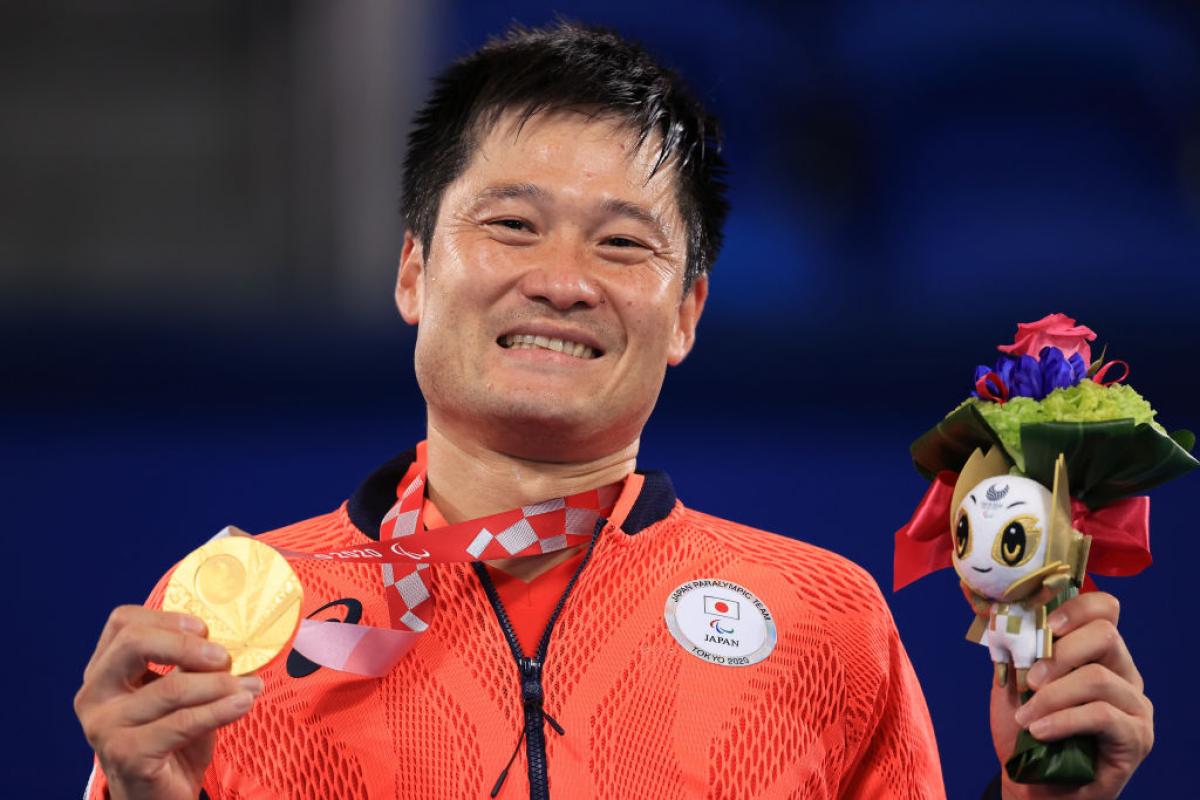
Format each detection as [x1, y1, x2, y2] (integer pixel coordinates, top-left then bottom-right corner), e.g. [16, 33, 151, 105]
[1000, 522, 1026, 564]
[990, 514, 1042, 568]
[954, 512, 971, 559]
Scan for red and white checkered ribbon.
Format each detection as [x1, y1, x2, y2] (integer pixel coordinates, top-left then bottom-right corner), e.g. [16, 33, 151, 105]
[284, 468, 620, 676]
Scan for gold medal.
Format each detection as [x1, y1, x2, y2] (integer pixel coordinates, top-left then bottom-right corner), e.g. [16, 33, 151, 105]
[164, 532, 303, 675]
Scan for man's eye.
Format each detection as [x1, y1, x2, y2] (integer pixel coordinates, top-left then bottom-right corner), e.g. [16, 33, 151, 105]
[602, 236, 645, 249]
[489, 219, 532, 232]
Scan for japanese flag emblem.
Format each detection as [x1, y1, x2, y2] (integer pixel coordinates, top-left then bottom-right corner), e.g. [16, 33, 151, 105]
[704, 595, 740, 619]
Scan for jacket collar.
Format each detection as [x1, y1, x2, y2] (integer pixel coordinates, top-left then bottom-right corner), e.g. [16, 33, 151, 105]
[347, 448, 676, 540]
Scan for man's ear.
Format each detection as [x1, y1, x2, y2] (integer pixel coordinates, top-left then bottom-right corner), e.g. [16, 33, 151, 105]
[667, 274, 708, 366]
[395, 230, 425, 325]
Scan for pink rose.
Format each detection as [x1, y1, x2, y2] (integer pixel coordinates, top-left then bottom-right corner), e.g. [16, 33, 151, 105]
[996, 313, 1097, 365]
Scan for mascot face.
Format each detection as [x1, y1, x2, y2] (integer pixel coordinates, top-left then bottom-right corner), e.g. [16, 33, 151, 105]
[952, 474, 1053, 599]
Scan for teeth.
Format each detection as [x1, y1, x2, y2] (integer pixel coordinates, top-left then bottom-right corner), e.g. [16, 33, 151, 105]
[501, 333, 596, 359]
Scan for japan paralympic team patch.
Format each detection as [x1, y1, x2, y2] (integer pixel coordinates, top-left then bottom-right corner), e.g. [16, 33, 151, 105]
[664, 579, 776, 667]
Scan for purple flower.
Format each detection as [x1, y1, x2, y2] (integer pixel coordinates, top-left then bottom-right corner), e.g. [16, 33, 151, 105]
[1039, 346, 1077, 396]
[1009, 354, 1043, 399]
[995, 356, 1016, 389]
[970, 347, 1089, 401]
[972, 359, 1014, 398]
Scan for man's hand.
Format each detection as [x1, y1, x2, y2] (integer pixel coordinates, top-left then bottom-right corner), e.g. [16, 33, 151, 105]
[74, 605, 262, 800]
[989, 592, 1153, 799]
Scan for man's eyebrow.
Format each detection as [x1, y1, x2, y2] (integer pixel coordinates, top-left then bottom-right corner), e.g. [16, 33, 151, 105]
[468, 182, 550, 209]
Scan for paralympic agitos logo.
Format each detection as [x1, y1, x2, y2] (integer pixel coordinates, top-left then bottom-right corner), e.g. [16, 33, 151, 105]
[309, 541, 429, 560]
[286, 597, 363, 678]
[389, 540, 430, 560]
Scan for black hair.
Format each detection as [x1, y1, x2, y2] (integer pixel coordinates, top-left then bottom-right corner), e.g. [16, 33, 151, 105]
[401, 20, 729, 289]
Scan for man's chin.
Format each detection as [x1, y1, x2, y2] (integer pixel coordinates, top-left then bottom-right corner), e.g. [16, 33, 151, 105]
[488, 401, 598, 435]
[472, 401, 634, 461]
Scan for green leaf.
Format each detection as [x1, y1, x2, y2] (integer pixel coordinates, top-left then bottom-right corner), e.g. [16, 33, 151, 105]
[1021, 420, 1199, 507]
[1171, 429, 1196, 452]
[909, 403, 1013, 480]
[1006, 729, 1097, 785]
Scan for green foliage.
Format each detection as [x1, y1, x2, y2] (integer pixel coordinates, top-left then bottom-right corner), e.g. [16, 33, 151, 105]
[909, 383, 1197, 504]
[973, 381, 1162, 471]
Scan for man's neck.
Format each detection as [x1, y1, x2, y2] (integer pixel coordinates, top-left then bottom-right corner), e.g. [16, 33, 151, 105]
[423, 420, 637, 524]
[423, 420, 637, 583]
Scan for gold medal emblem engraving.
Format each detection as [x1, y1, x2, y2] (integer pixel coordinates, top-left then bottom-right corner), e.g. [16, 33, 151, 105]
[164, 534, 303, 676]
[195, 554, 247, 605]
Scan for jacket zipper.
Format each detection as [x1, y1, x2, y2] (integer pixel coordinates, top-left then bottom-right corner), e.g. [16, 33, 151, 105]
[473, 518, 605, 800]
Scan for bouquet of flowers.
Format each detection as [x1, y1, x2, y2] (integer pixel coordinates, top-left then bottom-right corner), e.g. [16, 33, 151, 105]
[894, 313, 1196, 784]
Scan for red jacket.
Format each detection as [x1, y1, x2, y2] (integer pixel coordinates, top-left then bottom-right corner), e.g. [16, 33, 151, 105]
[88, 451, 944, 799]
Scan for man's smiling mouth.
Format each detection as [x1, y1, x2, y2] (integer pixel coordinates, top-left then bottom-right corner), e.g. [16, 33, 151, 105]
[499, 333, 600, 359]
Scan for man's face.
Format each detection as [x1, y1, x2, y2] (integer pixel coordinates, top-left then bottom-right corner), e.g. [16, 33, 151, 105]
[395, 109, 706, 460]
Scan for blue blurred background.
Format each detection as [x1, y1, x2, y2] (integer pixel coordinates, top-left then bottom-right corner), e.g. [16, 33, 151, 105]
[5, 1, 1199, 797]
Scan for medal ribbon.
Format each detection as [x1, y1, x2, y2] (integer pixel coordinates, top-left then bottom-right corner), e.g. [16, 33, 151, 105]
[277, 461, 620, 677]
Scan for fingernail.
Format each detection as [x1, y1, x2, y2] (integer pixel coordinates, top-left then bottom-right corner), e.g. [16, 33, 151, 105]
[1029, 717, 1050, 738]
[1013, 705, 1031, 726]
[1049, 612, 1067, 634]
[202, 642, 228, 664]
[228, 691, 253, 712]
[1027, 662, 1047, 687]
[179, 615, 205, 634]
[238, 676, 264, 696]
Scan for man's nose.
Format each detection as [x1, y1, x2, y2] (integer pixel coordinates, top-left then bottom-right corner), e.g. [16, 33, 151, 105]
[517, 243, 603, 311]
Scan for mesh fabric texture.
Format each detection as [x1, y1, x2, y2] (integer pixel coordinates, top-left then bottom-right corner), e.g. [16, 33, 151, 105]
[88, 484, 943, 799]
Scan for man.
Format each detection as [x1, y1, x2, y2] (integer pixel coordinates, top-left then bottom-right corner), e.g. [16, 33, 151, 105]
[75, 22, 1152, 800]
